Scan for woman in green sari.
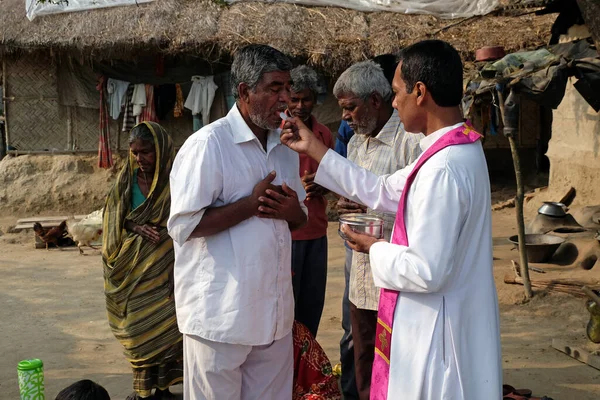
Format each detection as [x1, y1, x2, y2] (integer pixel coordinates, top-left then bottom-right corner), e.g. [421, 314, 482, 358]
[102, 122, 182, 400]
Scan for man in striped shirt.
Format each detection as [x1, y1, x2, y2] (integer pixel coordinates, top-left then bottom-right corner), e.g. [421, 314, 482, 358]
[333, 60, 422, 400]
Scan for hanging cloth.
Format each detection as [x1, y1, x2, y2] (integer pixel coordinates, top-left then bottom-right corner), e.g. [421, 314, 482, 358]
[122, 84, 136, 132]
[132, 84, 146, 117]
[106, 78, 130, 120]
[173, 84, 184, 118]
[138, 84, 158, 124]
[184, 75, 218, 126]
[96, 76, 113, 169]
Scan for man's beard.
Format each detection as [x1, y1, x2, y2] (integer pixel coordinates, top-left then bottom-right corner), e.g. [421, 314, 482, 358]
[354, 117, 378, 136]
[249, 102, 283, 130]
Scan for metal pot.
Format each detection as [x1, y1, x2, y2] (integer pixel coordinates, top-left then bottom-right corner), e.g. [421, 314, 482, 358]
[538, 202, 567, 218]
[508, 234, 565, 263]
[338, 213, 384, 241]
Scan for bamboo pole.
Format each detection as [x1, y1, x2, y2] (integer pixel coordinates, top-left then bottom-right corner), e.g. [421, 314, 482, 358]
[498, 88, 533, 298]
[8, 150, 97, 155]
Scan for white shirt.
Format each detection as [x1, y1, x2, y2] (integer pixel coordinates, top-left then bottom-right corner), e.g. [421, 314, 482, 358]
[316, 123, 502, 399]
[168, 105, 306, 346]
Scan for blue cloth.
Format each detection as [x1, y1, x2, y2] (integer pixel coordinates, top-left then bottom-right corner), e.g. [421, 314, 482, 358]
[192, 114, 204, 132]
[334, 120, 355, 158]
[335, 120, 355, 250]
[131, 169, 147, 210]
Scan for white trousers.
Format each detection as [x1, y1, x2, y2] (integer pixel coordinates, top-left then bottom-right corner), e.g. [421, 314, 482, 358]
[183, 332, 293, 400]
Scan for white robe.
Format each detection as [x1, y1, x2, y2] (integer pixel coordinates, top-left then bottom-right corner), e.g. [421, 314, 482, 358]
[315, 124, 502, 399]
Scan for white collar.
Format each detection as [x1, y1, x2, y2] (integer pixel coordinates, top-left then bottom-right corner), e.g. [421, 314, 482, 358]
[419, 122, 464, 152]
[227, 105, 281, 153]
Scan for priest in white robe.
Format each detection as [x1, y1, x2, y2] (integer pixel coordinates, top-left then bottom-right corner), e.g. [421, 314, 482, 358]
[280, 40, 502, 400]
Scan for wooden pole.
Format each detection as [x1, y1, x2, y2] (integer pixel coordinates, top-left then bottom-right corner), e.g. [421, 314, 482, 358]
[66, 106, 73, 150]
[508, 135, 533, 298]
[498, 88, 533, 298]
[2, 59, 9, 154]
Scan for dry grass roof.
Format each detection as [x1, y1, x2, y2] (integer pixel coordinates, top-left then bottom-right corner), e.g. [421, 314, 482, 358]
[0, 0, 556, 74]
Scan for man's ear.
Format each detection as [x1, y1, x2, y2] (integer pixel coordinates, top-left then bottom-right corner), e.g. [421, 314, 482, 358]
[415, 82, 427, 106]
[238, 82, 250, 103]
[370, 92, 384, 110]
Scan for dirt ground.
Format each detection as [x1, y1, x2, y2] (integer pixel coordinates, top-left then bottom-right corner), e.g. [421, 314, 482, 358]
[1, 210, 600, 399]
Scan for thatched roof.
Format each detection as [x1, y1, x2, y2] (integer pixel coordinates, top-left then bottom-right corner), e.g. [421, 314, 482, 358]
[0, 0, 556, 74]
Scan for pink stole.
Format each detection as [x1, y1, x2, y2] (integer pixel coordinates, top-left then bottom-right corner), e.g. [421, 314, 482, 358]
[370, 122, 482, 400]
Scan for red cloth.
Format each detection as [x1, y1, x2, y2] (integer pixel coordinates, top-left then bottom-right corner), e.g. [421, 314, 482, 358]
[292, 116, 334, 241]
[96, 76, 113, 169]
[139, 84, 159, 123]
[293, 321, 341, 400]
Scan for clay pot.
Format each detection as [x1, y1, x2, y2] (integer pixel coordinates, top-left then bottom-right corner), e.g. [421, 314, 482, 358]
[476, 46, 506, 62]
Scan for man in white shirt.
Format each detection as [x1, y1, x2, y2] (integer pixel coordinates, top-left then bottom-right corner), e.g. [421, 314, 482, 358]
[168, 44, 307, 400]
[280, 40, 502, 399]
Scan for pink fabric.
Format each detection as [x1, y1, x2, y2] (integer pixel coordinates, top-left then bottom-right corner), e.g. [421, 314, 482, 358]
[370, 122, 482, 400]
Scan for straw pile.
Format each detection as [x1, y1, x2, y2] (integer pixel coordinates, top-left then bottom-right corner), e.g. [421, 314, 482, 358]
[0, 0, 556, 74]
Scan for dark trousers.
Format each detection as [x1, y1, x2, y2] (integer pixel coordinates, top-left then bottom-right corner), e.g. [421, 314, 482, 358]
[350, 303, 378, 400]
[291, 236, 328, 337]
[340, 247, 359, 400]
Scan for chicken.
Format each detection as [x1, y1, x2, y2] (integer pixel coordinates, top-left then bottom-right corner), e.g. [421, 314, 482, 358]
[33, 220, 69, 250]
[66, 219, 103, 255]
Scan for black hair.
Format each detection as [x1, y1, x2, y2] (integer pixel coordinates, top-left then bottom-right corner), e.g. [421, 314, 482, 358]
[371, 53, 398, 86]
[55, 380, 111, 400]
[398, 40, 463, 107]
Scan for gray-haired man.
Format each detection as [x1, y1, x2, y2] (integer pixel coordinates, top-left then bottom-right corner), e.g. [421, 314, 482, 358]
[334, 60, 422, 400]
[168, 44, 307, 399]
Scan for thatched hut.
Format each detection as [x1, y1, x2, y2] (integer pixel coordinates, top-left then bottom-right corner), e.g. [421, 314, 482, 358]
[0, 0, 558, 156]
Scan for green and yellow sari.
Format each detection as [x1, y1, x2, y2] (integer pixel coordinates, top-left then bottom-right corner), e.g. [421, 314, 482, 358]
[102, 122, 182, 398]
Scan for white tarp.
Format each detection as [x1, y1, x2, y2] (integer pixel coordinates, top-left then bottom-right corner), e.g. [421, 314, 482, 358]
[225, 0, 498, 19]
[26, 0, 155, 21]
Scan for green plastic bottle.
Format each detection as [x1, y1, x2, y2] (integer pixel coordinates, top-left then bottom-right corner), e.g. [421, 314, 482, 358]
[17, 359, 45, 400]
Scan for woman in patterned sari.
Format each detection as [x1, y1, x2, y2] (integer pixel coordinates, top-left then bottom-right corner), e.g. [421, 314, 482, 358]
[102, 122, 182, 400]
[293, 321, 341, 400]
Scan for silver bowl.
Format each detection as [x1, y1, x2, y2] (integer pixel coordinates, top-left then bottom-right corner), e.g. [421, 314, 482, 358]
[538, 202, 567, 218]
[338, 213, 384, 241]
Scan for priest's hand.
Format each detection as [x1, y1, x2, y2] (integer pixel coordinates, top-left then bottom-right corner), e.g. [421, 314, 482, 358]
[341, 224, 385, 254]
[280, 118, 329, 163]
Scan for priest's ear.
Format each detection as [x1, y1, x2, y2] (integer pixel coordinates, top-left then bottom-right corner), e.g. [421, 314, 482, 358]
[414, 82, 427, 106]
